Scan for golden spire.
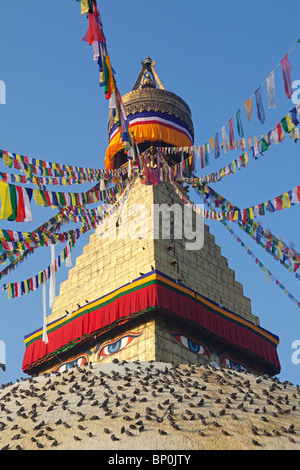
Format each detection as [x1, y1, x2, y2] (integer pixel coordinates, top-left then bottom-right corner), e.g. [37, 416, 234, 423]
[132, 55, 165, 91]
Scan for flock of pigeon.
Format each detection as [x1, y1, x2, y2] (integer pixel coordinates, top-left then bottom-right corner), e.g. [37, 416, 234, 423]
[0, 360, 299, 450]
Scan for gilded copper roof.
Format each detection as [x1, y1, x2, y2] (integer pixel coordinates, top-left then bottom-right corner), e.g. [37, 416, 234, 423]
[108, 57, 194, 141]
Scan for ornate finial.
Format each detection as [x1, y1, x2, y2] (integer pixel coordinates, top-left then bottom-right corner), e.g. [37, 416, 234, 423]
[133, 56, 165, 91]
[144, 54, 152, 65]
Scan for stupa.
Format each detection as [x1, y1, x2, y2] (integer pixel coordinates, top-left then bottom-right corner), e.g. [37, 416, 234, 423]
[22, 57, 280, 378]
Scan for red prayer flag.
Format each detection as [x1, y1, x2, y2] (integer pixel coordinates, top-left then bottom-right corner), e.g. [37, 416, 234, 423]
[275, 196, 283, 211]
[82, 10, 105, 45]
[16, 186, 26, 222]
[281, 55, 293, 99]
[276, 123, 285, 142]
[229, 119, 235, 150]
[200, 147, 204, 169]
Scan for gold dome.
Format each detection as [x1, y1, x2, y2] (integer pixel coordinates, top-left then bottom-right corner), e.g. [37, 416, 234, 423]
[105, 57, 194, 169]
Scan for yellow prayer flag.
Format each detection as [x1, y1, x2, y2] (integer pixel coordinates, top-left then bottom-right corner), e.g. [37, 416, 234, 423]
[245, 97, 252, 121]
[233, 211, 239, 221]
[282, 192, 291, 208]
[71, 193, 77, 206]
[16, 154, 22, 165]
[105, 55, 115, 95]
[81, 0, 89, 15]
[0, 181, 12, 220]
[33, 189, 46, 207]
[7, 284, 12, 300]
[248, 207, 254, 219]
[277, 240, 284, 250]
[267, 271, 270, 284]
[3, 153, 12, 168]
[25, 234, 33, 243]
[209, 137, 214, 152]
[285, 114, 295, 132]
[31, 176, 39, 188]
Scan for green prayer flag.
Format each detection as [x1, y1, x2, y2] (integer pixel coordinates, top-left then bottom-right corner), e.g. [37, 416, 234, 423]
[8, 184, 17, 221]
[281, 117, 289, 133]
[260, 137, 269, 152]
[236, 109, 244, 138]
[259, 203, 265, 216]
[204, 144, 209, 166]
[58, 192, 66, 206]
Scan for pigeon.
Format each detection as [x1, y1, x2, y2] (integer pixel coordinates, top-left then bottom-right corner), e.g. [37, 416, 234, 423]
[252, 439, 260, 446]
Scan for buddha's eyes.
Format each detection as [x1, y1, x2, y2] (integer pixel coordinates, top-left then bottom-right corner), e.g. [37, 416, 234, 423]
[171, 333, 209, 356]
[220, 356, 247, 372]
[98, 332, 143, 358]
[54, 354, 89, 373]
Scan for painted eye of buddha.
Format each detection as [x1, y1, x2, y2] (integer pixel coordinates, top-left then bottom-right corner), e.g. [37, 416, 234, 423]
[54, 354, 89, 373]
[220, 356, 247, 372]
[171, 333, 209, 356]
[98, 332, 143, 358]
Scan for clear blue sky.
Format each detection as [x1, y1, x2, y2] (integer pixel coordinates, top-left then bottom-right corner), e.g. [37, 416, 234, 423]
[0, 0, 299, 385]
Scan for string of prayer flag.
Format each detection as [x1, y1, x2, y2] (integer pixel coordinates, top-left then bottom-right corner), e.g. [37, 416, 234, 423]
[197, 184, 300, 276]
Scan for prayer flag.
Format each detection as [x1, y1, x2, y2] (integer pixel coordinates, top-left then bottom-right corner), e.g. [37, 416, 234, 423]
[281, 54, 293, 99]
[7, 184, 17, 222]
[0, 181, 12, 220]
[267, 71, 276, 108]
[255, 87, 265, 124]
[244, 97, 252, 121]
[23, 188, 33, 222]
[236, 109, 244, 138]
[214, 133, 220, 158]
[229, 119, 235, 150]
[80, 0, 90, 15]
[15, 186, 25, 222]
[221, 126, 229, 153]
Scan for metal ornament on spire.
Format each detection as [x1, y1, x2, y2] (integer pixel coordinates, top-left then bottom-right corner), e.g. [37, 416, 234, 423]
[132, 55, 165, 91]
